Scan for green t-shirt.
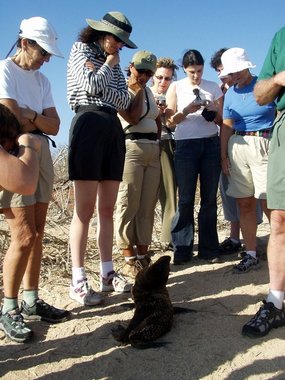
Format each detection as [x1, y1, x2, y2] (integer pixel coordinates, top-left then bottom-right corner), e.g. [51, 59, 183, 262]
[258, 26, 285, 111]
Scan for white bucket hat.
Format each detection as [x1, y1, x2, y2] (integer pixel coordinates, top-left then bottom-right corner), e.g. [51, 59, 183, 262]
[86, 11, 137, 49]
[19, 17, 64, 58]
[219, 47, 256, 78]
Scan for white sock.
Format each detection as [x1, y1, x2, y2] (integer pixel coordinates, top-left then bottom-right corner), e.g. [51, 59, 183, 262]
[267, 289, 284, 310]
[72, 267, 86, 286]
[100, 261, 114, 278]
[230, 237, 240, 244]
[137, 254, 146, 259]
[246, 250, 257, 259]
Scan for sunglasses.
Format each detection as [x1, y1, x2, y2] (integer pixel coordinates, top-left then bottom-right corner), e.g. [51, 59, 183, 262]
[136, 69, 154, 77]
[112, 35, 125, 45]
[155, 75, 173, 81]
[27, 39, 51, 57]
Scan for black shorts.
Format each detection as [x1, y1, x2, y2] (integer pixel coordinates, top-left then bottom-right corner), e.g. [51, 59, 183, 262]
[68, 109, 126, 181]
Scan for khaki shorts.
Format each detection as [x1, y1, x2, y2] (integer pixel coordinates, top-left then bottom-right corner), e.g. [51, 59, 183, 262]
[227, 134, 270, 199]
[267, 111, 285, 209]
[0, 136, 54, 209]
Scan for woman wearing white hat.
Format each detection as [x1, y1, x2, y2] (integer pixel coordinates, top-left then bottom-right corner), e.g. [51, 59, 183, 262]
[67, 11, 136, 306]
[0, 16, 69, 343]
[220, 47, 275, 273]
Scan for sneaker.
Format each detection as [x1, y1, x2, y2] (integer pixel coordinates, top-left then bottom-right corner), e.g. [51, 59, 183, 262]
[21, 299, 70, 323]
[0, 307, 33, 343]
[100, 271, 132, 293]
[70, 280, 104, 306]
[219, 237, 241, 255]
[121, 258, 149, 279]
[242, 301, 285, 338]
[232, 254, 259, 273]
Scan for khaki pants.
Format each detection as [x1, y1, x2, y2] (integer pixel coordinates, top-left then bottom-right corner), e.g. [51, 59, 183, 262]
[115, 141, 160, 248]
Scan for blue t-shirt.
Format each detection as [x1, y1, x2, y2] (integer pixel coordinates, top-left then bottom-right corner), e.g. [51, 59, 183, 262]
[223, 76, 275, 131]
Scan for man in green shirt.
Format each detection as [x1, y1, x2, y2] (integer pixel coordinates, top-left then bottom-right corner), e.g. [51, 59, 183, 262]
[242, 26, 285, 338]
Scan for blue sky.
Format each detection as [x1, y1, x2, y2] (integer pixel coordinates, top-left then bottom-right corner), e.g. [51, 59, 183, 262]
[1, 0, 285, 148]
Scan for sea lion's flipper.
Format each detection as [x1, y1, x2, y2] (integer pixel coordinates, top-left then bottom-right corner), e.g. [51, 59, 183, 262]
[173, 306, 197, 314]
[111, 324, 128, 342]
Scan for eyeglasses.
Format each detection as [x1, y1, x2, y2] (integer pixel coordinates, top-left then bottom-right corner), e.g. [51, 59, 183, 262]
[136, 69, 154, 77]
[112, 35, 125, 45]
[27, 39, 51, 57]
[155, 75, 173, 81]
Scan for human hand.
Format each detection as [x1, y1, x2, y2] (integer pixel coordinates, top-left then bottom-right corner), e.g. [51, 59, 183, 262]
[106, 53, 120, 67]
[17, 134, 41, 153]
[128, 74, 143, 93]
[274, 71, 285, 86]
[85, 60, 95, 71]
[221, 157, 230, 176]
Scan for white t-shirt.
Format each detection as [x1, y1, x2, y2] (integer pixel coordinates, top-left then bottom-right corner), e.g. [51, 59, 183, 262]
[174, 78, 223, 140]
[0, 58, 54, 113]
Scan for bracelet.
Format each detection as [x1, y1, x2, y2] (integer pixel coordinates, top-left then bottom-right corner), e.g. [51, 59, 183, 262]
[30, 111, 38, 124]
[19, 144, 38, 153]
[182, 108, 189, 116]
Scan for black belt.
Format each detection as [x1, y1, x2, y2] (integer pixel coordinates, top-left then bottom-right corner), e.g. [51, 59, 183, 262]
[125, 132, 158, 141]
[75, 104, 117, 115]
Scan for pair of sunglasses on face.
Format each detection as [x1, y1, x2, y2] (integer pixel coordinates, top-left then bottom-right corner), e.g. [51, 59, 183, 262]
[27, 39, 50, 57]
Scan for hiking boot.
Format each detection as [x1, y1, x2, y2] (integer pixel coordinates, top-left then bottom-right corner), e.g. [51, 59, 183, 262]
[100, 271, 132, 293]
[242, 300, 285, 338]
[232, 254, 259, 273]
[21, 299, 70, 323]
[0, 307, 33, 343]
[219, 237, 241, 255]
[237, 251, 247, 259]
[121, 261, 143, 279]
[69, 280, 104, 306]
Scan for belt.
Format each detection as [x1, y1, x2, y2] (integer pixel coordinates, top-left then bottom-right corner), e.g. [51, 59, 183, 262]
[75, 104, 117, 115]
[234, 129, 272, 138]
[125, 132, 158, 141]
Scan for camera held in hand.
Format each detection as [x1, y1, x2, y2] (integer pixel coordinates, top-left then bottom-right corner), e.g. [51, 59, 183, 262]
[156, 95, 166, 107]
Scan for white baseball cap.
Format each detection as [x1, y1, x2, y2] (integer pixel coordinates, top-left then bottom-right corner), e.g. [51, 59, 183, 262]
[19, 17, 64, 58]
[219, 47, 255, 78]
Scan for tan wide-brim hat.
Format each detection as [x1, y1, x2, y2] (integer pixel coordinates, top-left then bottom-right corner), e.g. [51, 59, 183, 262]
[86, 11, 137, 49]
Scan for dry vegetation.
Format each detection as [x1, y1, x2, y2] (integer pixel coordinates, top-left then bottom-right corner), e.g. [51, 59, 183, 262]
[0, 147, 227, 287]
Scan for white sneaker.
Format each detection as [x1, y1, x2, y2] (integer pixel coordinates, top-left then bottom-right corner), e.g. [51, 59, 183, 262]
[69, 280, 104, 306]
[100, 271, 132, 293]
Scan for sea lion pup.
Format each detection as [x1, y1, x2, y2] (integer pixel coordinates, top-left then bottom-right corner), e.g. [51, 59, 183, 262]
[112, 255, 175, 349]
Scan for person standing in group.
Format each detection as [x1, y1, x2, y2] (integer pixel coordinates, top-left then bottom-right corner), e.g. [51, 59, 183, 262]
[210, 48, 263, 256]
[115, 51, 160, 279]
[0, 17, 69, 343]
[150, 57, 178, 252]
[220, 48, 275, 274]
[242, 27, 285, 338]
[166, 49, 223, 265]
[67, 11, 136, 305]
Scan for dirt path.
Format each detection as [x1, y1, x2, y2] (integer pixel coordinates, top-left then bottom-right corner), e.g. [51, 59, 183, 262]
[1, 223, 285, 380]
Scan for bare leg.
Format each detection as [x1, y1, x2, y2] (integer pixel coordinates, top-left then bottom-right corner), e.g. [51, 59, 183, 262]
[3, 206, 36, 298]
[22, 202, 49, 290]
[230, 221, 240, 241]
[237, 197, 257, 251]
[268, 210, 285, 291]
[69, 180, 98, 268]
[97, 180, 120, 262]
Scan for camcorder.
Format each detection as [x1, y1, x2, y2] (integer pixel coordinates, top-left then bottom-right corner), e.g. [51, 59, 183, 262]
[192, 88, 216, 122]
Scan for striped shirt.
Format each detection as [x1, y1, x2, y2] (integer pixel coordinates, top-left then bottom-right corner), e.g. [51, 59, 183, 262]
[67, 42, 130, 111]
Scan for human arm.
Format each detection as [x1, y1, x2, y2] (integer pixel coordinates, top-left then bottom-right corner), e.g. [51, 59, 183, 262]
[0, 98, 60, 136]
[0, 133, 41, 194]
[254, 71, 285, 105]
[118, 74, 145, 125]
[220, 118, 234, 175]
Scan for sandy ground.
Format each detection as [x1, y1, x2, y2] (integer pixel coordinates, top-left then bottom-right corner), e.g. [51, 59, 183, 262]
[1, 221, 285, 380]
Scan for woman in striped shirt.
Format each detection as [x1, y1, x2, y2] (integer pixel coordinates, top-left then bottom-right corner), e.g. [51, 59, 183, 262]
[67, 12, 137, 306]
